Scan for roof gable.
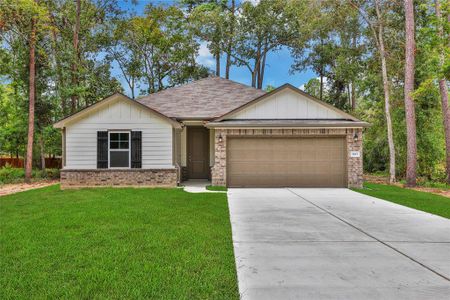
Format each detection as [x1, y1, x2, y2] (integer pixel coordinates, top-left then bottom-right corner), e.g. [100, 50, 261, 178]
[214, 84, 360, 121]
[54, 93, 181, 128]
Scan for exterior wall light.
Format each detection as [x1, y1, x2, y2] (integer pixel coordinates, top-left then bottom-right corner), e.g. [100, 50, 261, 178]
[218, 134, 223, 143]
[353, 132, 359, 142]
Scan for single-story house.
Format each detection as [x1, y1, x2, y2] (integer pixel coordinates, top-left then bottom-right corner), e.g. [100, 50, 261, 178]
[54, 76, 369, 189]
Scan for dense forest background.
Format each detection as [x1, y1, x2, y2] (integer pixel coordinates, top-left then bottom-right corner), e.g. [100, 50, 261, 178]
[0, 0, 449, 185]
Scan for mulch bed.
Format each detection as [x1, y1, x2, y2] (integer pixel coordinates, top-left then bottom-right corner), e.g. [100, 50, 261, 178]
[0, 180, 59, 197]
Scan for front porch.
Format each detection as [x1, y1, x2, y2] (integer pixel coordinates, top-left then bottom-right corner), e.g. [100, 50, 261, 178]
[176, 124, 215, 183]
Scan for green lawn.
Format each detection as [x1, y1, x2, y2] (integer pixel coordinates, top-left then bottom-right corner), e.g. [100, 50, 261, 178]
[206, 185, 228, 192]
[0, 185, 239, 299]
[353, 183, 450, 219]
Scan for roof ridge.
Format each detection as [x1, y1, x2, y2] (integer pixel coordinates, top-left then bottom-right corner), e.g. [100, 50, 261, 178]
[137, 76, 263, 102]
[214, 76, 266, 93]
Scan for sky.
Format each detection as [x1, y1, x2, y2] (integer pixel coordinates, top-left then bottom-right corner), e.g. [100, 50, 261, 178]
[114, 0, 317, 96]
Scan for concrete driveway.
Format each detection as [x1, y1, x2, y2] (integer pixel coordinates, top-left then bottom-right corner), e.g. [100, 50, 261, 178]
[228, 188, 450, 300]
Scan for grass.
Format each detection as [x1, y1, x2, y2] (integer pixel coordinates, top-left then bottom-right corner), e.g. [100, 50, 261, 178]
[399, 179, 450, 190]
[0, 186, 239, 299]
[353, 182, 450, 219]
[206, 185, 228, 192]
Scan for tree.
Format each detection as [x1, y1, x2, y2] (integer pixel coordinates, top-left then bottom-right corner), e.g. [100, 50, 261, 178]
[404, 0, 417, 186]
[225, 0, 236, 79]
[350, 0, 397, 183]
[302, 78, 322, 98]
[434, 0, 450, 183]
[1, 0, 119, 180]
[189, 1, 227, 76]
[71, 0, 81, 113]
[25, 10, 37, 182]
[104, 18, 141, 99]
[109, 5, 208, 95]
[290, 1, 363, 109]
[0, 0, 49, 182]
[232, 0, 300, 89]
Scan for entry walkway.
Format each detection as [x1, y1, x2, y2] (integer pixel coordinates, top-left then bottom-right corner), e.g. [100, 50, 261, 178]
[182, 179, 226, 193]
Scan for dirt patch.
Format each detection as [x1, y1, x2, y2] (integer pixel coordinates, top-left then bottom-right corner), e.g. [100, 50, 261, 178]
[364, 175, 450, 198]
[0, 180, 58, 197]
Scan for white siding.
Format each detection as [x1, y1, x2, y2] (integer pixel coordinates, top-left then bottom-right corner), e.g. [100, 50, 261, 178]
[65, 98, 174, 169]
[230, 89, 343, 119]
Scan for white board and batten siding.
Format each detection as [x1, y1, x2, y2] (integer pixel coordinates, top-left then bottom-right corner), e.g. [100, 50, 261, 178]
[230, 89, 344, 120]
[64, 98, 174, 169]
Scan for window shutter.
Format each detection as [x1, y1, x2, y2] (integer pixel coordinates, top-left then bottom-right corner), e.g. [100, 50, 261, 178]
[131, 131, 142, 168]
[97, 131, 108, 168]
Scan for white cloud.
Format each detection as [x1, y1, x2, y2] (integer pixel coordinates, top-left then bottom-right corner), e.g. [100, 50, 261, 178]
[243, 0, 260, 5]
[196, 42, 215, 68]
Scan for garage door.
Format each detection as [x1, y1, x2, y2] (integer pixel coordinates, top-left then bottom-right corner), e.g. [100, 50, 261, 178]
[227, 137, 347, 187]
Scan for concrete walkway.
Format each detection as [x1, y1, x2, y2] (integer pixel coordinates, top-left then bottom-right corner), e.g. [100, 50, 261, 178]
[182, 179, 226, 193]
[228, 188, 450, 300]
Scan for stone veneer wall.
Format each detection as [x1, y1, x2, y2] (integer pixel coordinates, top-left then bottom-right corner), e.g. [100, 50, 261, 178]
[211, 128, 363, 188]
[60, 169, 178, 189]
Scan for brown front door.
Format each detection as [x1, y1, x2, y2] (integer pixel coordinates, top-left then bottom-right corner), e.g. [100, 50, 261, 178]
[187, 126, 209, 179]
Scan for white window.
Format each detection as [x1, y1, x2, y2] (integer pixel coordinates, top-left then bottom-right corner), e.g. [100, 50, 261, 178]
[108, 131, 130, 168]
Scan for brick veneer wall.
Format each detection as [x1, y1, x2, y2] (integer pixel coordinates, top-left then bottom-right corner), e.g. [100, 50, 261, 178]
[211, 128, 363, 188]
[60, 169, 178, 189]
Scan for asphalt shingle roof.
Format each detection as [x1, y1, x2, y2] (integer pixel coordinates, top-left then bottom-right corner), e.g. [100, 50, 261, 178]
[136, 77, 266, 119]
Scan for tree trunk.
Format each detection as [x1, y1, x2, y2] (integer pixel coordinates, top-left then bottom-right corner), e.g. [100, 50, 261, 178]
[131, 77, 135, 100]
[258, 47, 267, 90]
[251, 70, 256, 88]
[215, 51, 220, 76]
[25, 13, 37, 183]
[225, 0, 235, 79]
[375, 1, 396, 184]
[319, 72, 323, 100]
[435, 0, 450, 184]
[49, 15, 65, 114]
[39, 133, 46, 176]
[404, 0, 417, 187]
[71, 0, 81, 113]
[351, 82, 356, 110]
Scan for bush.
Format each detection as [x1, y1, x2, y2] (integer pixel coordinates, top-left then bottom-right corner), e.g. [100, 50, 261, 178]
[0, 165, 60, 184]
[0, 165, 24, 184]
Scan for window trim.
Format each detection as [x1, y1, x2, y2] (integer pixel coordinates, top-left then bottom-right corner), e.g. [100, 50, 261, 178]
[108, 130, 131, 169]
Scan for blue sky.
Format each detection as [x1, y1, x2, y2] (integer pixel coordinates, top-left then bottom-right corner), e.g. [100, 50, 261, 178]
[114, 0, 317, 96]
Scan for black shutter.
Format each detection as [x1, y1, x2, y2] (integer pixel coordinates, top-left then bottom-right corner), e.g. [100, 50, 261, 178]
[97, 131, 108, 168]
[131, 131, 142, 168]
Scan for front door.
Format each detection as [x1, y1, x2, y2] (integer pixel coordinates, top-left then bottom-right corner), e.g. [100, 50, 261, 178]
[187, 126, 209, 179]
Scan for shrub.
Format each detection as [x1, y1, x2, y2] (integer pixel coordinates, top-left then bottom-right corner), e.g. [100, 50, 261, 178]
[0, 165, 60, 184]
[0, 165, 25, 184]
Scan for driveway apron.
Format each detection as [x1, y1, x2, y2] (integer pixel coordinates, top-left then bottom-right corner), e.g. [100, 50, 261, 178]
[227, 188, 450, 300]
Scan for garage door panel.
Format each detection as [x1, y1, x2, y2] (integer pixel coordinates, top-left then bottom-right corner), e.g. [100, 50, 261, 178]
[227, 137, 346, 187]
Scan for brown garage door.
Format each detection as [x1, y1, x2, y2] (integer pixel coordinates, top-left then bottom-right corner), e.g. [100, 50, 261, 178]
[227, 137, 347, 187]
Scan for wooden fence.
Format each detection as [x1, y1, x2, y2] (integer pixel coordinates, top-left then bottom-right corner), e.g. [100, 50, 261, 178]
[0, 158, 61, 169]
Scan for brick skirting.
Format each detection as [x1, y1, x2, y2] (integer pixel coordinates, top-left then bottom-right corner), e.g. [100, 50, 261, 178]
[60, 169, 178, 189]
[211, 128, 363, 188]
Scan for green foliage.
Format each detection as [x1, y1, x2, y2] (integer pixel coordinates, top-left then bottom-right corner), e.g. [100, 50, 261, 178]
[0, 186, 239, 299]
[302, 78, 321, 98]
[353, 0, 449, 181]
[353, 183, 450, 219]
[0, 165, 60, 184]
[1, 0, 448, 184]
[105, 5, 209, 96]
